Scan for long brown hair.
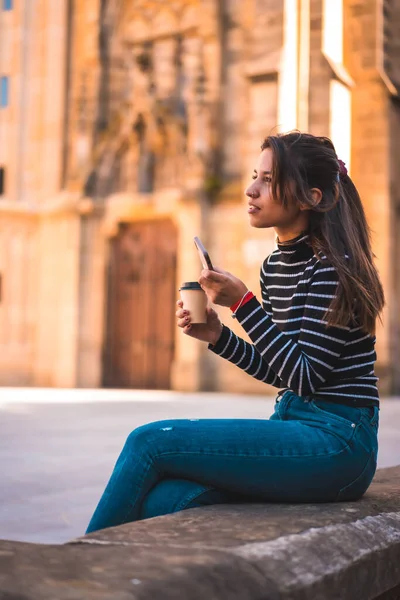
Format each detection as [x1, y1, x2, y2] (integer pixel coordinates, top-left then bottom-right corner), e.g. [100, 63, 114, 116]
[261, 132, 385, 334]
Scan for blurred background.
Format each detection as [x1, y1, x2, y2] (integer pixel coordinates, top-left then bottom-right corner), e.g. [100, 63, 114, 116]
[0, 0, 399, 396]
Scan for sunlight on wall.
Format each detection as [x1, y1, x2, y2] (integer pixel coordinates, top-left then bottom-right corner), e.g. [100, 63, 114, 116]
[323, 0, 343, 64]
[329, 79, 351, 172]
[298, 0, 310, 131]
[278, 0, 298, 132]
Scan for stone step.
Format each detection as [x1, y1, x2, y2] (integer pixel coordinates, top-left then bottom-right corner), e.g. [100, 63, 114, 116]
[1, 466, 399, 599]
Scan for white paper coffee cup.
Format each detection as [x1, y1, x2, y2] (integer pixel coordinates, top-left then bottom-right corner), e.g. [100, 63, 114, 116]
[179, 282, 208, 324]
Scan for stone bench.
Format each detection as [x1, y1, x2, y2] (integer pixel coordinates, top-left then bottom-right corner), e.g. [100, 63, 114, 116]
[1, 466, 399, 600]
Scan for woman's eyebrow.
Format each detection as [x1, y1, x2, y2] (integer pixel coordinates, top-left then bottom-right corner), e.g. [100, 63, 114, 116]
[253, 170, 271, 174]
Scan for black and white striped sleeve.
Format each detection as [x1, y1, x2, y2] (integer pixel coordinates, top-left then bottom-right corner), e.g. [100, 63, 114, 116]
[235, 265, 350, 396]
[209, 325, 283, 387]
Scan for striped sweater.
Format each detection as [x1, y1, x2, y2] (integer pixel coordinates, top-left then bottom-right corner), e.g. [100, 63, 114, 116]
[210, 234, 379, 407]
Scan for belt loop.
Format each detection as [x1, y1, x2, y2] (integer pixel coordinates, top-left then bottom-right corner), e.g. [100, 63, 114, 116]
[276, 388, 287, 403]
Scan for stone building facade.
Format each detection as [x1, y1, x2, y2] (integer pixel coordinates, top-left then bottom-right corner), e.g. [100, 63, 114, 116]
[0, 0, 399, 394]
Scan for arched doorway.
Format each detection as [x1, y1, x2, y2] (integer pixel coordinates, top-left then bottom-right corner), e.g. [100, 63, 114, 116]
[103, 219, 177, 389]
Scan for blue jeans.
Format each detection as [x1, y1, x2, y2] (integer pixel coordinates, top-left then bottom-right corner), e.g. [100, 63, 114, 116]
[85, 391, 379, 534]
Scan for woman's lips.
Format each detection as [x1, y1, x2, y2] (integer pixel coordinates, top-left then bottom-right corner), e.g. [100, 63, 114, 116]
[248, 205, 260, 214]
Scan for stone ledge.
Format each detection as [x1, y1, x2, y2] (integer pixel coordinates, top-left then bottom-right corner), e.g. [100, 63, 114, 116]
[0, 466, 399, 600]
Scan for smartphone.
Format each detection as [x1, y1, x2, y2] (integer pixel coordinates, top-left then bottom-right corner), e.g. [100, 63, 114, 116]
[194, 236, 214, 270]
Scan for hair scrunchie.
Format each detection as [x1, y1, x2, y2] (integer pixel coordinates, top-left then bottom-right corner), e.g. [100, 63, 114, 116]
[338, 159, 348, 178]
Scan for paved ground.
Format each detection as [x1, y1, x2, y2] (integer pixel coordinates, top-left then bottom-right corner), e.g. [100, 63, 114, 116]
[1, 388, 399, 545]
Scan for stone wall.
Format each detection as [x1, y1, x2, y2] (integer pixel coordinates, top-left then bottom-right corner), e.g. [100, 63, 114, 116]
[389, 100, 400, 393]
[0, 0, 399, 392]
[345, 0, 395, 394]
[42, 0, 400, 394]
[0, 0, 73, 387]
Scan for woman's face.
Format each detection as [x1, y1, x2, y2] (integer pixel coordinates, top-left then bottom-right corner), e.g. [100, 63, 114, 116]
[245, 148, 303, 230]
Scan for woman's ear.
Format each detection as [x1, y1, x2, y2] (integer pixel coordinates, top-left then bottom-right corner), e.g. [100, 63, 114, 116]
[299, 188, 322, 211]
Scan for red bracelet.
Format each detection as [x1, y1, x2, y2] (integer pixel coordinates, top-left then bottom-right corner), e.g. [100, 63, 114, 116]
[230, 291, 254, 314]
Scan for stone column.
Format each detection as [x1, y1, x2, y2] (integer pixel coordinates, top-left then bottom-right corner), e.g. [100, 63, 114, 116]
[34, 211, 81, 387]
[76, 211, 107, 388]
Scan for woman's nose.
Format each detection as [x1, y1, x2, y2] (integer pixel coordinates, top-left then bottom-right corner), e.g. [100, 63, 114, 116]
[245, 187, 259, 199]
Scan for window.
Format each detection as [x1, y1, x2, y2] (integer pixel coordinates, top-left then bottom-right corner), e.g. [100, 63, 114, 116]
[0, 167, 4, 194]
[0, 77, 9, 107]
[3, 0, 13, 10]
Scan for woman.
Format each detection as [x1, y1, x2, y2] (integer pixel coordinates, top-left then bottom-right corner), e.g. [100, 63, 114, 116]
[86, 132, 384, 534]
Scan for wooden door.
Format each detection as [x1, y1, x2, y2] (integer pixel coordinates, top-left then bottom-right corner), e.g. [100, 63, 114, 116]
[104, 219, 177, 389]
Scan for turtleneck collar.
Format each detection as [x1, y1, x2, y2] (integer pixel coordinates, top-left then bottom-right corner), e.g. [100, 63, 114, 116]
[276, 232, 310, 253]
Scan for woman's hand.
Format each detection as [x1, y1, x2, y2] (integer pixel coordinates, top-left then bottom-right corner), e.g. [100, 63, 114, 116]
[198, 267, 248, 307]
[176, 300, 223, 346]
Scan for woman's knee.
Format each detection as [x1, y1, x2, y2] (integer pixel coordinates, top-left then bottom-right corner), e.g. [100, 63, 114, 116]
[140, 478, 212, 520]
[125, 420, 177, 451]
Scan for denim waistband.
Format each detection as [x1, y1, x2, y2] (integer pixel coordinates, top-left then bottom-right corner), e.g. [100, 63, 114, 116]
[277, 389, 379, 408]
[276, 390, 376, 426]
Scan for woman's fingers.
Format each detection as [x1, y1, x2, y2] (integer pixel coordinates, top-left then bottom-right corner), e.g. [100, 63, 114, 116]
[212, 266, 227, 275]
[177, 314, 192, 328]
[199, 269, 226, 287]
[176, 299, 192, 329]
[201, 268, 227, 280]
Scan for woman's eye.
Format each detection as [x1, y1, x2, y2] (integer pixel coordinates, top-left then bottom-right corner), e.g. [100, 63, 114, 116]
[251, 175, 271, 182]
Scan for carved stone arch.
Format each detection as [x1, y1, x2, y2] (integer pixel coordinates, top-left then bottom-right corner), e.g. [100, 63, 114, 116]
[114, 135, 137, 191]
[106, 0, 130, 25]
[106, 0, 133, 46]
[179, 3, 200, 32]
[131, 113, 156, 193]
[152, 7, 179, 37]
[122, 17, 151, 44]
[109, 23, 127, 62]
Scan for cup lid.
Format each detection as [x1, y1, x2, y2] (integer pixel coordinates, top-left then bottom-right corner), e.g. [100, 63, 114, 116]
[179, 281, 202, 290]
